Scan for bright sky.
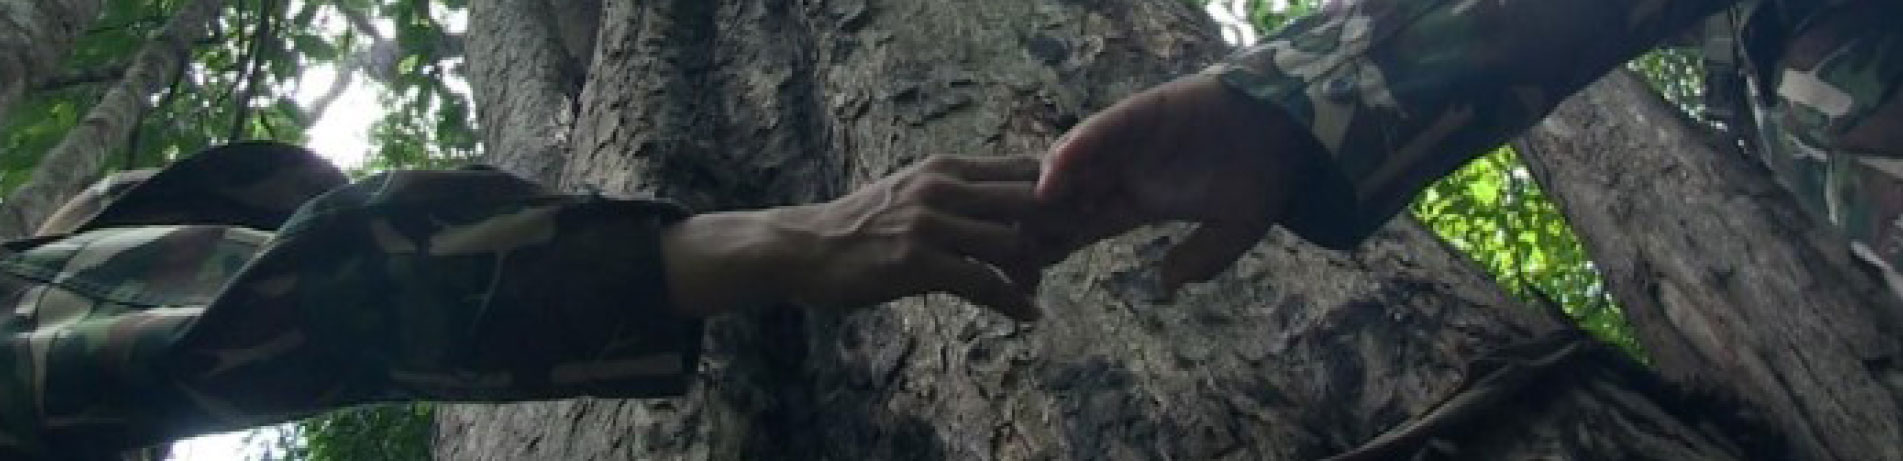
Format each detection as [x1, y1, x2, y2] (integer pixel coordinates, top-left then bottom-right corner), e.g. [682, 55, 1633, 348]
[1206, 0, 1262, 45]
[298, 65, 379, 169]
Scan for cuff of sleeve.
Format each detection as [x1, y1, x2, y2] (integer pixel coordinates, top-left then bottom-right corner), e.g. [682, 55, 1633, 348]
[1206, 63, 1385, 250]
[536, 198, 706, 398]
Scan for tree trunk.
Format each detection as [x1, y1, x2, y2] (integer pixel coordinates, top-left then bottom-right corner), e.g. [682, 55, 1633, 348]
[434, 1, 1775, 459]
[462, 0, 595, 185]
[0, 0, 221, 238]
[0, 0, 105, 127]
[1516, 69, 1903, 461]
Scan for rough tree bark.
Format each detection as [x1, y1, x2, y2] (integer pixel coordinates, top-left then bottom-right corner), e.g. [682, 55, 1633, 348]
[462, 0, 596, 185]
[0, 0, 221, 239]
[1516, 69, 1903, 461]
[434, 1, 1774, 459]
[0, 0, 106, 127]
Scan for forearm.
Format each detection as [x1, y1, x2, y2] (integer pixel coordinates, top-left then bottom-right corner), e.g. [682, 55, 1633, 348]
[659, 208, 796, 318]
[1215, 0, 1740, 248]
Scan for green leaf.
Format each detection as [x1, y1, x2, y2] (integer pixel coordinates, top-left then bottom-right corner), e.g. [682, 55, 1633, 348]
[293, 34, 340, 61]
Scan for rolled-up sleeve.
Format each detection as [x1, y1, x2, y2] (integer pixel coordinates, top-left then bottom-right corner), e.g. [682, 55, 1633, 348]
[3, 170, 700, 458]
[1209, 0, 1739, 248]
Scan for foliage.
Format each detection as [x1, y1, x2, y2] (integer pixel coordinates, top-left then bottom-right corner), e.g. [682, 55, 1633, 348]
[0, 0, 477, 189]
[1409, 148, 1641, 355]
[248, 404, 435, 461]
[2, 0, 471, 457]
[1631, 47, 1707, 117]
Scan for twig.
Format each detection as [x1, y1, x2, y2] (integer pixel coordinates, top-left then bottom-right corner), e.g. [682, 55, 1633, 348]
[227, 0, 279, 141]
[300, 68, 355, 126]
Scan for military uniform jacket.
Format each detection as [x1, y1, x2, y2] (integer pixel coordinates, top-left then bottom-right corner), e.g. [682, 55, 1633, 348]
[1210, 0, 1903, 288]
[0, 169, 702, 458]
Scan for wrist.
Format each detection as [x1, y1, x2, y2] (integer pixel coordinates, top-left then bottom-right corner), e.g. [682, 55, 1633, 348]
[658, 209, 797, 317]
[1187, 72, 1319, 221]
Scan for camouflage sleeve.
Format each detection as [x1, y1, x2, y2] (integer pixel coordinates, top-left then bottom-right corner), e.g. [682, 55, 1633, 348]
[188, 169, 704, 400]
[1208, 0, 1739, 249]
[3, 170, 701, 457]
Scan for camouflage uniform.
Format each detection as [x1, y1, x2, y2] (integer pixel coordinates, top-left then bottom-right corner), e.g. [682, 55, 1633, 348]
[0, 142, 703, 459]
[1208, 0, 1903, 290]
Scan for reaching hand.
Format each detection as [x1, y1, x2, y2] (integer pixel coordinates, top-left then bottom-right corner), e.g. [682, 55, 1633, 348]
[662, 155, 1046, 321]
[1033, 73, 1316, 292]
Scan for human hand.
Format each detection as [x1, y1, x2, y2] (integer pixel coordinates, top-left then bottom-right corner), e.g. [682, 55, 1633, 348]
[1032, 73, 1317, 292]
[662, 155, 1045, 321]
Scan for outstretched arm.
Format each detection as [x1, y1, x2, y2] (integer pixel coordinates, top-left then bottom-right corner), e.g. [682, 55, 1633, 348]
[1036, 0, 1741, 290]
[5, 156, 1044, 458]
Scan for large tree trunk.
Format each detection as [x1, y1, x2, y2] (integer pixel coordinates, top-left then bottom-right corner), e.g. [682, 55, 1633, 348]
[0, 0, 221, 238]
[462, 0, 595, 185]
[435, 1, 1773, 459]
[1516, 70, 1903, 461]
[0, 0, 106, 127]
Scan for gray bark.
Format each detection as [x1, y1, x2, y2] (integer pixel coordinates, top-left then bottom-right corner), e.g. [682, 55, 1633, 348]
[462, 0, 595, 184]
[1516, 70, 1903, 461]
[0, 0, 104, 127]
[436, 1, 1772, 459]
[0, 0, 221, 238]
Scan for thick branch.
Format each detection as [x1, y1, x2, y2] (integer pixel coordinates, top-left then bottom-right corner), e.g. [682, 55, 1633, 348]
[1516, 69, 1903, 461]
[0, 0, 111, 126]
[32, 63, 129, 92]
[0, 0, 226, 238]
[463, 0, 593, 184]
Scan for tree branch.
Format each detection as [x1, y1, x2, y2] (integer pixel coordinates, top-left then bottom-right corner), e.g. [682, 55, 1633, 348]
[227, 0, 279, 141]
[339, 6, 387, 43]
[126, 51, 193, 169]
[0, 0, 226, 238]
[32, 63, 129, 92]
[299, 68, 354, 126]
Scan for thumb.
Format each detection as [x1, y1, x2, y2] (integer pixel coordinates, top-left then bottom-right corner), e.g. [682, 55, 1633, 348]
[1160, 222, 1270, 293]
[1038, 106, 1138, 204]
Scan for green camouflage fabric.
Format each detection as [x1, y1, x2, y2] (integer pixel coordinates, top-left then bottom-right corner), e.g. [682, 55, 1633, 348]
[1743, 1, 1903, 295]
[1206, 0, 1901, 275]
[0, 166, 699, 458]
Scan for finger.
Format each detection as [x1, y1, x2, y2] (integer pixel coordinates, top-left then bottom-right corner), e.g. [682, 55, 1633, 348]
[916, 211, 1024, 268]
[927, 181, 1038, 220]
[920, 155, 1042, 182]
[916, 251, 1042, 321]
[1160, 222, 1270, 293]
